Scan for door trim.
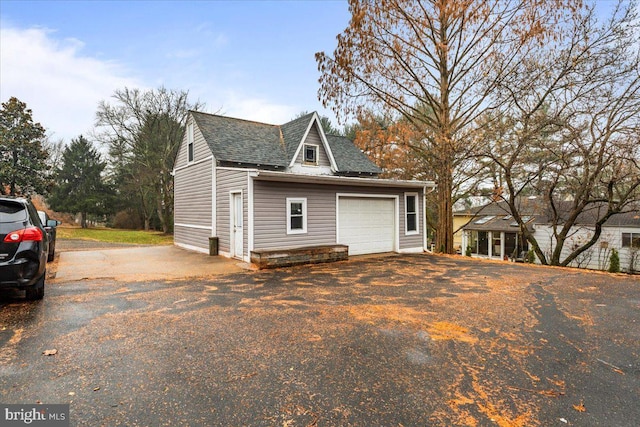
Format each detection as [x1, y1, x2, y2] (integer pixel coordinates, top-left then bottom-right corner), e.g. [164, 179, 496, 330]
[230, 191, 243, 259]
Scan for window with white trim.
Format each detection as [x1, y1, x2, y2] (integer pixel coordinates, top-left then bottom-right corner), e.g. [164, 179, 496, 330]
[405, 193, 418, 234]
[622, 232, 640, 248]
[187, 123, 194, 163]
[303, 144, 318, 165]
[287, 198, 307, 234]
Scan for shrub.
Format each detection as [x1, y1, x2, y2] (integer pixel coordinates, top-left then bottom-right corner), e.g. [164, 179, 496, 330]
[465, 246, 472, 257]
[526, 250, 536, 263]
[609, 249, 620, 273]
[112, 210, 142, 230]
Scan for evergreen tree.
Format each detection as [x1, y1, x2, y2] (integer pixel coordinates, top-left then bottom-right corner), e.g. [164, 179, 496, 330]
[0, 97, 50, 196]
[49, 135, 114, 228]
[609, 249, 621, 274]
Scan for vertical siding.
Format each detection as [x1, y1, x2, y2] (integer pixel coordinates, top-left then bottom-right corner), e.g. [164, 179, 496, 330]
[174, 115, 211, 169]
[253, 180, 424, 252]
[295, 122, 331, 167]
[216, 168, 249, 255]
[174, 158, 213, 226]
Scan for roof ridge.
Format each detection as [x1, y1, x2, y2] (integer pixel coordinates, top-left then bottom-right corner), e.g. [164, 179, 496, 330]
[281, 111, 316, 127]
[190, 110, 278, 127]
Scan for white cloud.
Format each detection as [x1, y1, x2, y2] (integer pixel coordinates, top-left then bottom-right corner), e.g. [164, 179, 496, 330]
[0, 24, 314, 142]
[215, 90, 299, 124]
[0, 25, 141, 142]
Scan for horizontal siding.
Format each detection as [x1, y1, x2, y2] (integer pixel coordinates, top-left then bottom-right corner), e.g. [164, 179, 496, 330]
[174, 158, 213, 227]
[400, 192, 424, 250]
[174, 225, 211, 252]
[534, 225, 639, 272]
[175, 115, 211, 169]
[254, 181, 336, 250]
[216, 168, 248, 255]
[295, 122, 331, 167]
[253, 181, 424, 252]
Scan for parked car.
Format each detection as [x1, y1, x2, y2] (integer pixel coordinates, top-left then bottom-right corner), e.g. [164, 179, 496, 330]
[38, 210, 61, 262]
[0, 197, 49, 300]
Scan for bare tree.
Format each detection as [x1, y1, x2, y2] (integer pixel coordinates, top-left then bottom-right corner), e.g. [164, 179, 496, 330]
[480, 1, 640, 266]
[317, 0, 580, 253]
[95, 87, 203, 232]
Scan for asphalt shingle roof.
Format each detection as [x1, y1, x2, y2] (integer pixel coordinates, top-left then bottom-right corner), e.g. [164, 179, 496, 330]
[326, 134, 382, 174]
[191, 111, 288, 167]
[190, 110, 381, 174]
[280, 112, 314, 161]
[456, 199, 640, 228]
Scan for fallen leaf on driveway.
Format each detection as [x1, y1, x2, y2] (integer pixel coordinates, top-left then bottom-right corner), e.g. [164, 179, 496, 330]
[42, 349, 57, 356]
[573, 401, 586, 412]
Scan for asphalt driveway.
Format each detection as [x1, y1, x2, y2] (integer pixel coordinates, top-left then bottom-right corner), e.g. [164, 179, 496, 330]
[53, 241, 245, 282]
[1, 252, 639, 426]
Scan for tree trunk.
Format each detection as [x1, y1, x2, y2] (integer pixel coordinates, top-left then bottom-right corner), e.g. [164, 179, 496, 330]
[435, 161, 454, 254]
[81, 212, 87, 228]
[156, 197, 168, 234]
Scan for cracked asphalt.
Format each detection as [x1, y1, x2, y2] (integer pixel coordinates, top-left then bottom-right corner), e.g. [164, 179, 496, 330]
[1, 248, 639, 426]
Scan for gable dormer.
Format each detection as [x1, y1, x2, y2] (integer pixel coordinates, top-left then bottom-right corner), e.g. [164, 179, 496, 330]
[287, 113, 338, 175]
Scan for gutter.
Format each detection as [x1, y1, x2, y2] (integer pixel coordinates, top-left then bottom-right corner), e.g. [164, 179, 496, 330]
[251, 169, 436, 189]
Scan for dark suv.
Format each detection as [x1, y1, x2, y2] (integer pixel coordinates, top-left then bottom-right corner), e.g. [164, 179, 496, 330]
[0, 196, 49, 300]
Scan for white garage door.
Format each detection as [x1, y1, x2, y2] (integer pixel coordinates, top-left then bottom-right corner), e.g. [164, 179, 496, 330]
[338, 197, 396, 255]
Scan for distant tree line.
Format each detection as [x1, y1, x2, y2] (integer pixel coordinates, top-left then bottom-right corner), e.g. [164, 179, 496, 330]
[0, 88, 201, 230]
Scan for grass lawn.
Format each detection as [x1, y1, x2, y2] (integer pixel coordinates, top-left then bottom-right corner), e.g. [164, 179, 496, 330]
[56, 227, 174, 245]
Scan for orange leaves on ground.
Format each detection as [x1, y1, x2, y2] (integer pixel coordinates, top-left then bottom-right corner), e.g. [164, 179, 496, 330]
[573, 401, 587, 412]
[347, 303, 429, 327]
[428, 321, 478, 344]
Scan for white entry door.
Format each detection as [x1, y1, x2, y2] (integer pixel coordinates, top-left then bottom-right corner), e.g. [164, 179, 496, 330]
[338, 196, 396, 255]
[232, 192, 243, 259]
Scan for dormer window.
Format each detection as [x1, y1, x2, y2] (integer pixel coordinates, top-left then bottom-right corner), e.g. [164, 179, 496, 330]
[303, 144, 318, 165]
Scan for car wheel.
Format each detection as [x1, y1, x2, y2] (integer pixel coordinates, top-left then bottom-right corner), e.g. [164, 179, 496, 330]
[25, 274, 45, 300]
[47, 242, 55, 262]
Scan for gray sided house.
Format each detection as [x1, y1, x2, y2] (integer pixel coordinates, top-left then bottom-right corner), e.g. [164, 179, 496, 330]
[173, 111, 434, 264]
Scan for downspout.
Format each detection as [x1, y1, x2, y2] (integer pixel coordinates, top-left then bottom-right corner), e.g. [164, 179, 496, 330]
[423, 184, 436, 252]
[247, 170, 260, 262]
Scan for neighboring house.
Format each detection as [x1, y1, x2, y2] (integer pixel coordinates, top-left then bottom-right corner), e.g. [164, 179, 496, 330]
[456, 201, 533, 261]
[173, 111, 435, 264]
[458, 199, 640, 272]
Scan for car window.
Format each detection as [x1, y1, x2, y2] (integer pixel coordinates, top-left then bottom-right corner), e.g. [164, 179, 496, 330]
[0, 201, 28, 222]
[38, 211, 46, 224]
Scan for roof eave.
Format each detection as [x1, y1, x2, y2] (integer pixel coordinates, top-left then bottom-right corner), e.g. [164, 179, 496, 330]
[252, 169, 435, 188]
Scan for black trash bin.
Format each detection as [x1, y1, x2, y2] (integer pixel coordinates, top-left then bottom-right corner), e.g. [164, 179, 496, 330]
[209, 237, 219, 256]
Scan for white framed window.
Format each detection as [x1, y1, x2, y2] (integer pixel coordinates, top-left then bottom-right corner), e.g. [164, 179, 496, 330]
[286, 198, 307, 234]
[303, 144, 318, 165]
[187, 123, 194, 163]
[405, 193, 419, 235]
[622, 232, 640, 248]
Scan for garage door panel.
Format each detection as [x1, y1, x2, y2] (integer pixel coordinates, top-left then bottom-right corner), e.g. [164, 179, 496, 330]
[338, 197, 395, 255]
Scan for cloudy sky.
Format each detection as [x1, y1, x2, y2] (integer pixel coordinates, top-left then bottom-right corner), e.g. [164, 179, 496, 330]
[0, 0, 351, 142]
